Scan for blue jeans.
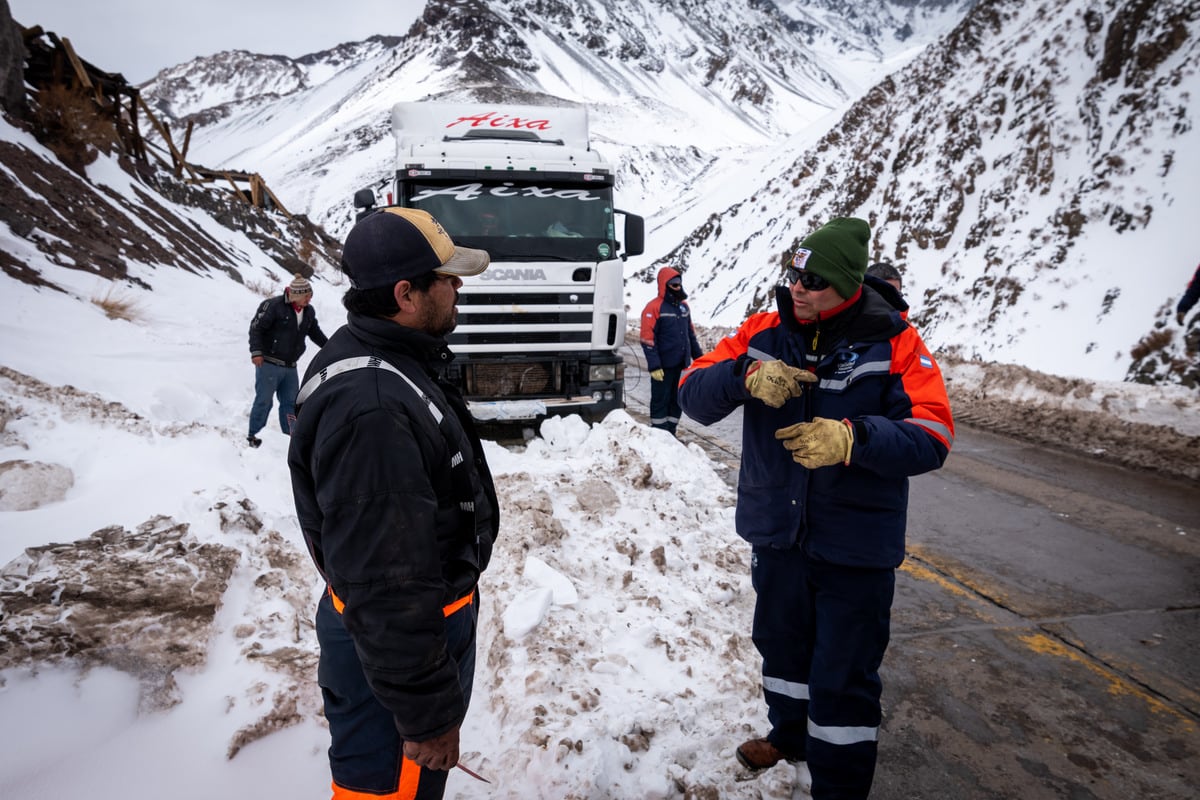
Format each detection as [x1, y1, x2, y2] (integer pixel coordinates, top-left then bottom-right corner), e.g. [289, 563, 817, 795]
[315, 590, 478, 799]
[248, 362, 298, 436]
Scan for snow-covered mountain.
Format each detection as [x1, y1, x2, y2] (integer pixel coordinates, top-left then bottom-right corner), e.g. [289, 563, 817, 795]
[663, 0, 1200, 383]
[144, 0, 966, 213]
[131, 0, 1199, 385]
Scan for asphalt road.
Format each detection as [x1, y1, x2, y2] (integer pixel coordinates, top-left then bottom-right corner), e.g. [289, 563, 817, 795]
[620, 346, 1200, 799]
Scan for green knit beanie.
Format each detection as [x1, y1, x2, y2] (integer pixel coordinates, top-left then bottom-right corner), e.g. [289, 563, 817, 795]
[796, 217, 870, 299]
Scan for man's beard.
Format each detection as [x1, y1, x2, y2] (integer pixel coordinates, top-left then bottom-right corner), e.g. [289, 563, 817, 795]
[424, 304, 458, 338]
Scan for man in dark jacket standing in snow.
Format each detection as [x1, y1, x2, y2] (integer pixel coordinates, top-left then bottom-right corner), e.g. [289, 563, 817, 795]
[1177, 262, 1200, 326]
[640, 266, 703, 435]
[246, 273, 328, 446]
[289, 208, 500, 799]
[679, 217, 954, 799]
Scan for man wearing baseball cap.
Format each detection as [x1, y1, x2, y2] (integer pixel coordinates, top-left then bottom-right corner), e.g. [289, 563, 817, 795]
[289, 208, 500, 799]
[679, 217, 954, 798]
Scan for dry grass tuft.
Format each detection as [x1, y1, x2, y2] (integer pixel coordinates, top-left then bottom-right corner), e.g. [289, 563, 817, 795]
[1129, 328, 1174, 361]
[244, 278, 277, 298]
[92, 288, 142, 321]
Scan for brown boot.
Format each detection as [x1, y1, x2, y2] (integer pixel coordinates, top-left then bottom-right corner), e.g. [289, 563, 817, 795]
[735, 737, 799, 772]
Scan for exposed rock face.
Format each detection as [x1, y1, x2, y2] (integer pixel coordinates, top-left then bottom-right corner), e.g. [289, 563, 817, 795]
[0, 0, 26, 115]
[0, 136, 343, 290]
[0, 460, 74, 510]
[656, 0, 1200, 385]
[0, 516, 240, 710]
[0, 497, 323, 756]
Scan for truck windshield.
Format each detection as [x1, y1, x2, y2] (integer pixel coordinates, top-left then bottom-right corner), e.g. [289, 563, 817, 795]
[402, 179, 618, 262]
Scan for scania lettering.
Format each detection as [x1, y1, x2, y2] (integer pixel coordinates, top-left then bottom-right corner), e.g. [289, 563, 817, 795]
[354, 101, 645, 423]
[478, 269, 549, 282]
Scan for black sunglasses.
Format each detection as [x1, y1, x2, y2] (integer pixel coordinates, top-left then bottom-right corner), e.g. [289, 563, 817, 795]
[785, 267, 831, 291]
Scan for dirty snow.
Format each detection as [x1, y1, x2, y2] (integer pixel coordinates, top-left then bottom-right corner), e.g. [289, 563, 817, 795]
[2, 229, 1198, 798]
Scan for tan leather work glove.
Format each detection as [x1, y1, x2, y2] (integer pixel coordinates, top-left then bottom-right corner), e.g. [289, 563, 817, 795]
[650, 369, 665, 381]
[744, 360, 817, 408]
[775, 417, 854, 468]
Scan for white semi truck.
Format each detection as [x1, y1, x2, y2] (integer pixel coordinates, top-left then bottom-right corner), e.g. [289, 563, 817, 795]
[354, 101, 644, 423]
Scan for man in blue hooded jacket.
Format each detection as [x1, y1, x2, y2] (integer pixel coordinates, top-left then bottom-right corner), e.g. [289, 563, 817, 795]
[640, 266, 703, 435]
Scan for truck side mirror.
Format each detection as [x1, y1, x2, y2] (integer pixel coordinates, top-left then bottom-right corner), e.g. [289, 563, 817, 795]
[354, 188, 376, 211]
[353, 188, 377, 222]
[618, 211, 644, 257]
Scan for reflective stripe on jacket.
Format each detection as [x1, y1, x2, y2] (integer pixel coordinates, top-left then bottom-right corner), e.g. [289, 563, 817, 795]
[679, 285, 953, 567]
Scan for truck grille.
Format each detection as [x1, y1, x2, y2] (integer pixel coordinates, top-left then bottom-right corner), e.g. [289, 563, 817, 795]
[466, 362, 557, 396]
[449, 330, 591, 346]
[448, 289, 596, 350]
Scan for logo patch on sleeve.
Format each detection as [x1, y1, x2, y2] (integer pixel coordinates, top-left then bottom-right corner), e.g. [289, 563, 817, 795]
[919, 355, 933, 368]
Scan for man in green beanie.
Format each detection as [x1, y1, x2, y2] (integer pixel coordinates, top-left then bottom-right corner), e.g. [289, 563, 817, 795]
[679, 217, 955, 799]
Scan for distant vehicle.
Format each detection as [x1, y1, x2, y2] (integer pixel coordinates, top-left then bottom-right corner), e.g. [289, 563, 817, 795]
[355, 101, 645, 423]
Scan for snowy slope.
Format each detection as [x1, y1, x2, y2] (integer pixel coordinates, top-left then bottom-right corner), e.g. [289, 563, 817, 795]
[142, 0, 966, 237]
[1, 135, 1197, 799]
[650, 0, 1200, 382]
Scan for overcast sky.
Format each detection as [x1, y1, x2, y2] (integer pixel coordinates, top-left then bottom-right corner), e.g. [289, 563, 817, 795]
[11, 0, 425, 84]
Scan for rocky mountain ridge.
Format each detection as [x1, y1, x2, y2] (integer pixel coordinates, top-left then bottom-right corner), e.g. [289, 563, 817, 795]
[131, 0, 1200, 385]
[650, 0, 1200, 384]
[140, 0, 969, 229]
[5, 0, 1199, 386]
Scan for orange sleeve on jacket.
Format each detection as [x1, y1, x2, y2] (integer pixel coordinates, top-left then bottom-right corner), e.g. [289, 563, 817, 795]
[640, 299, 660, 347]
[681, 312, 780, 385]
[891, 326, 955, 450]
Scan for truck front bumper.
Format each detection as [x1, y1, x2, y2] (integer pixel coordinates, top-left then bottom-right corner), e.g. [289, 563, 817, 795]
[468, 387, 624, 422]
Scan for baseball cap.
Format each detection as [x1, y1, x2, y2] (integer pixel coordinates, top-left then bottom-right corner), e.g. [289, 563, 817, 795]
[341, 207, 490, 290]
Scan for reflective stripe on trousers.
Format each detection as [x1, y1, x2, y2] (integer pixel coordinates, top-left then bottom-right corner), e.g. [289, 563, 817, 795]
[751, 545, 893, 800]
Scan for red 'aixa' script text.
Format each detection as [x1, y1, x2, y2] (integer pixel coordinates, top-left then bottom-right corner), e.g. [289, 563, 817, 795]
[445, 112, 553, 131]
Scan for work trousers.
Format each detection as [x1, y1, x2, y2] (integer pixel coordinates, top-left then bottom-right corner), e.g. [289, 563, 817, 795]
[248, 361, 299, 436]
[750, 545, 895, 800]
[315, 590, 478, 800]
[649, 365, 684, 435]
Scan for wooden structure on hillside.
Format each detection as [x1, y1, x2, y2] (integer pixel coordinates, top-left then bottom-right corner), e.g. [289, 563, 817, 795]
[20, 25, 291, 217]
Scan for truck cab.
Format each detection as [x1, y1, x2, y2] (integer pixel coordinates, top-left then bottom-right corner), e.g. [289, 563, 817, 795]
[355, 102, 644, 424]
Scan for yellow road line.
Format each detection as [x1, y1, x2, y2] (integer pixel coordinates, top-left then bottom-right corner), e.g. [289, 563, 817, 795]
[1013, 631, 1194, 728]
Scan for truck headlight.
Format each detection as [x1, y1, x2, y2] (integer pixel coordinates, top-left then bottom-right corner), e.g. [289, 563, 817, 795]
[589, 364, 617, 382]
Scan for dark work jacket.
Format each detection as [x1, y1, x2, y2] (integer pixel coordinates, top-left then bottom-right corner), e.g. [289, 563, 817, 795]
[640, 267, 703, 371]
[1178, 263, 1200, 316]
[679, 285, 954, 568]
[248, 294, 328, 367]
[288, 313, 499, 742]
